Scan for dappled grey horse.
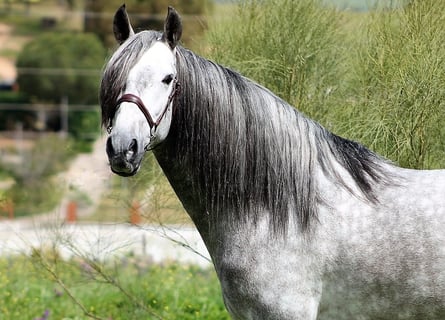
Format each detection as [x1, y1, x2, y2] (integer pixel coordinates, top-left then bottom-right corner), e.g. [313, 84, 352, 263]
[101, 5, 445, 320]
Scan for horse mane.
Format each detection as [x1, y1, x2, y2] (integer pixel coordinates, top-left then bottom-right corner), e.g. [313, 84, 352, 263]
[172, 47, 393, 234]
[100, 31, 394, 234]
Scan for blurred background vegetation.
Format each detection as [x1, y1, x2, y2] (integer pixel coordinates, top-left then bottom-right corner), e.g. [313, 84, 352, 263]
[0, 0, 211, 218]
[0, 0, 444, 216]
[1, 0, 444, 219]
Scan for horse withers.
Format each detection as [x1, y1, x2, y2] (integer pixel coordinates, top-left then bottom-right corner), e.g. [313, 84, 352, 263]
[101, 5, 445, 319]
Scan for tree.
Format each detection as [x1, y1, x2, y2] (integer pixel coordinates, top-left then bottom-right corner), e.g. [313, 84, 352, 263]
[16, 32, 106, 105]
[16, 32, 105, 137]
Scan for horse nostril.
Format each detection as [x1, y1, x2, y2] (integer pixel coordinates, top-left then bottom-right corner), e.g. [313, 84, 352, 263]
[106, 137, 115, 157]
[129, 139, 137, 152]
[126, 139, 138, 161]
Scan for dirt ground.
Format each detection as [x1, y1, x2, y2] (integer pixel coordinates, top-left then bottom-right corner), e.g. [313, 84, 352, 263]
[56, 135, 112, 219]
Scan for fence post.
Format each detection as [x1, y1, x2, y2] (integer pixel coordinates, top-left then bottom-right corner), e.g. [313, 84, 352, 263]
[3, 200, 14, 219]
[130, 201, 141, 225]
[66, 201, 77, 223]
[6, 200, 13, 219]
[0, 200, 14, 219]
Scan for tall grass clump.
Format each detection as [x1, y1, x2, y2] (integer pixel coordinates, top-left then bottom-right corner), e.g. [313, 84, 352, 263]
[207, 0, 342, 123]
[343, 0, 445, 169]
[207, 0, 445, 169]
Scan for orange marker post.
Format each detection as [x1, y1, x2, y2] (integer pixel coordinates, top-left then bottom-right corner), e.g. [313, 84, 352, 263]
[66, 201, 77, 223]
[130, 201, 141, 225]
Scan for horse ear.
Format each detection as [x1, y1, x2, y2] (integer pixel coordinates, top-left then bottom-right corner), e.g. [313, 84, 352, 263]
[113, 4, 135, 45]
[163, 6, 182, 49]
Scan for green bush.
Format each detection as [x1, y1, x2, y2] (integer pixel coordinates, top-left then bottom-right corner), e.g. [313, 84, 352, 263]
[342, 0, 445, 168]
[16, 32, 106, 105]
[0, 91, 32, 130]
[68, 109, 101, 143]
[207, 0, 342, 122]
[207, 0, 445, 169]
[3, 134, 76, 216]
[16, 32, 104, 141]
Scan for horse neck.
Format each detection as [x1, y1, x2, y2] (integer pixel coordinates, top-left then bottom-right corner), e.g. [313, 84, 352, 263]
[153, 48, 324, 239]
[155, 47, 394, 245]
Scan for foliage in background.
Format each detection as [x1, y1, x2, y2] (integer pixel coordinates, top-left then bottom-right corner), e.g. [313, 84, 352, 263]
[342, 0, 445, 169]
[2, 134, 76, 216]
[207, 0, 445, 169]
[85, 0, 213, 48]
[68, 109, 101, 146]
[16, 32, 105, 105]
[15, 32, 104, 140]
[0, 91, 32, 130]
[207, 0, 342, 123]
[321, 0, 405, 11]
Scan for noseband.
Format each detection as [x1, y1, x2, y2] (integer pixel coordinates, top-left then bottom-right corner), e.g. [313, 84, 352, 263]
[108, 78, 179, 135]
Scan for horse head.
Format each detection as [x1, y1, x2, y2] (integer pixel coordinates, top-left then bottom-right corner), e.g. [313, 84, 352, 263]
[102, 5, 182, 176]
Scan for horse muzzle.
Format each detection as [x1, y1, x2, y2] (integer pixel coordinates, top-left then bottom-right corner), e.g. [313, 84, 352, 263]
[106, 137, 142, 177]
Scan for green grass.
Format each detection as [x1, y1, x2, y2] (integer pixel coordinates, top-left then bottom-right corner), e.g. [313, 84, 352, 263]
[0, 254, 229, 320]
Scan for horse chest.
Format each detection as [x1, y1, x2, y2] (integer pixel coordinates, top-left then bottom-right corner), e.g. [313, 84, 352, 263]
[205, 220, 327, 320]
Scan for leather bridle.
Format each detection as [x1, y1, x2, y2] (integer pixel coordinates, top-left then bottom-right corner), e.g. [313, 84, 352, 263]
[107, 78, 180, 148]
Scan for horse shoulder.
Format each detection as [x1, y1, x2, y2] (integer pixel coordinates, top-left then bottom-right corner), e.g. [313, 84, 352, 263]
[210, 215, 335, 320]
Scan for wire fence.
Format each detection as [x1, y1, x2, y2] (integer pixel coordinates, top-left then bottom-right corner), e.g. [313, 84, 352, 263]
[0, 103, 97, 111]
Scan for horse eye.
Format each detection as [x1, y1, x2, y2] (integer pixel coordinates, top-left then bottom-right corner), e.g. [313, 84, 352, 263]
[162, 74, 173, 85]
